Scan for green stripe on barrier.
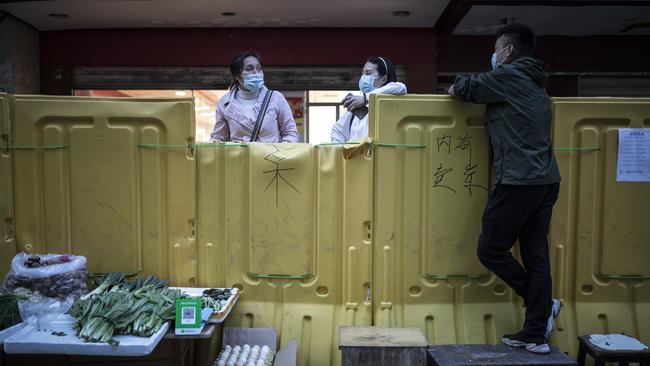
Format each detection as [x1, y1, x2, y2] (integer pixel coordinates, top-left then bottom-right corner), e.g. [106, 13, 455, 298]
[1, 144, 68, 150]
[373, 143, 426, 149]
[247, 272, 315, 280]
[423, 273, 490, 281]
[137, 143, 247, 148]
[553, 147, 600, 151]
[595, 272, 650, 281]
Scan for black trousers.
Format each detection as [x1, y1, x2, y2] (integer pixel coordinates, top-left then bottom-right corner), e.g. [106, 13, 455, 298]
[477, 183, 560, 338]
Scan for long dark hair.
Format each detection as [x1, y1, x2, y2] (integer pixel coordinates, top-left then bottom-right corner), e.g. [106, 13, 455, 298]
[367, 56, 397, 86]
[229, 51, 262, 89]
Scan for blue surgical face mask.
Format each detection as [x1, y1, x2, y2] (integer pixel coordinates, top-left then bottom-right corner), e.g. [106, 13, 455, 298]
[491, 46, 510, 69]
[242, 73, 264, 93]
[359, 74, 376, 94]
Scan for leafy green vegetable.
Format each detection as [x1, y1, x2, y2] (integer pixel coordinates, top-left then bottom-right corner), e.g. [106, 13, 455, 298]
[69, 273, 182, 346]
[81, 272, 124, 300]
[0, 293, 24, 330]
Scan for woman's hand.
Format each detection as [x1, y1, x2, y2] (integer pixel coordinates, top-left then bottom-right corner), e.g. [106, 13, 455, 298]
[343, 95, 366, 111]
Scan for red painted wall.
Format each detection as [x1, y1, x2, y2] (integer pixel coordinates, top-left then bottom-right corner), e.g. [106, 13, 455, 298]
[40, 28, 437, 94]
[41, 28, 647, 96]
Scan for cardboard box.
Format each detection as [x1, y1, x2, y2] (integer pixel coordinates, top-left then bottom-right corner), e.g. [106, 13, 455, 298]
[219, 327, 296, 366]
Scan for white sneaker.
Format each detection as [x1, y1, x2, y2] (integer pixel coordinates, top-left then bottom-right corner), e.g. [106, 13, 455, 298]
[502, 332, 551, 354]
[526, 342, 551, 354]
[545, 298, 562, 340]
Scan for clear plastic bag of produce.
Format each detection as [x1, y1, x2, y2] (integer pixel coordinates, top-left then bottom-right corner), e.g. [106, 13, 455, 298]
[18, 291, 76, 325]
[3, 252, 88, 300]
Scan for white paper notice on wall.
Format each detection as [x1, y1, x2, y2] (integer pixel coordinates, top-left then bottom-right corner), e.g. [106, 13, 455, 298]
[617, 129, 650, 182]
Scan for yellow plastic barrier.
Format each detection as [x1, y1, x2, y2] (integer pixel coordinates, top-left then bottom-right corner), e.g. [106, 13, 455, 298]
[196, 143, 373, 366]
[550, 98, 650, 355]
[3, 93, 649, 362]
[369, 94, 524, 344]
[0, 93, 15, 276]
[10, 95, 196, 285]
[369, 94, 650, 354]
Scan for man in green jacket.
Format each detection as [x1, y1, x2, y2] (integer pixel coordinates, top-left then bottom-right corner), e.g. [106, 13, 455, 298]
[449, 24, 561, 354]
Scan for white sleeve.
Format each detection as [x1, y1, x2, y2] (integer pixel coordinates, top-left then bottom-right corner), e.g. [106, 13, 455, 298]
[331, 111, 354, 143]
[370, 81, 407, 95]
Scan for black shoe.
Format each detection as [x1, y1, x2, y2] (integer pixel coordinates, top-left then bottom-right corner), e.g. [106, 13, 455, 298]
[502, 331, 550, 354]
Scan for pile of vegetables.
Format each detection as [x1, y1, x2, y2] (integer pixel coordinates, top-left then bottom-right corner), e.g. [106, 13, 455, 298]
[214, 344, 274, 366]
[200, 288, 233, 311]
[68, 272, 183, 346]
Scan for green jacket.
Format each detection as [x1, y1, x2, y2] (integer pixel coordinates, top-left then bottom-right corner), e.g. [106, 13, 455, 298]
[454, 56, 561, 185]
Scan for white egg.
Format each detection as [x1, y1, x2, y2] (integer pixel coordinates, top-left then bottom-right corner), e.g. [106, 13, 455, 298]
[224, 345, 232, 352]
[226, 361, 235, 366]
[217, 361, 226, 366]
[255, 360, 265, 366]
[261, 346, 269, 352]
[243, 344, 251, 351]
[252, 345, 260, 352]
[233, 345, 241, 351]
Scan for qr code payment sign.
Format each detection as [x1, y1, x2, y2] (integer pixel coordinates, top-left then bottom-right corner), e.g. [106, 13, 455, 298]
[181, 306, 196, 324]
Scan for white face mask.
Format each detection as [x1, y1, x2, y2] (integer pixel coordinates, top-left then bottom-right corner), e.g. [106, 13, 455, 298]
[359, 74, 376, 94]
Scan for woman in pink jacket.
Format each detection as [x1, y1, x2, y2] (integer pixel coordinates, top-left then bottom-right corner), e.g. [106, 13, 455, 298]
[211, 51, 299, 143]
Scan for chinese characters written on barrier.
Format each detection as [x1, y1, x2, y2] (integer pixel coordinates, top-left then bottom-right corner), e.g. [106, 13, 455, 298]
[433, 131, 488, 196]
[263, 145, 301, 206]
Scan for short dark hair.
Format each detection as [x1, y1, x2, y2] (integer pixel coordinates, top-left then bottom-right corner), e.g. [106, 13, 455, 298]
[367, 56, 397, 85]
[495, 24, 536, 57]
[229, 51, 261, 88]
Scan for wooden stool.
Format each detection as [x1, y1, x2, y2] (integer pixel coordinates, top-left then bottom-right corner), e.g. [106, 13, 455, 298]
[339, 326, 428, 366]
[577, 335, 650, 366]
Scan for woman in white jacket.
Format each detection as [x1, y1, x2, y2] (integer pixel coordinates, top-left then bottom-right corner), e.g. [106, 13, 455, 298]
[331, 56, 407, 143]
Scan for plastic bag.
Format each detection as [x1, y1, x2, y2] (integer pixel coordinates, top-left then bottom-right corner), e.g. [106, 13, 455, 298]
[18, 295, 75, 323]
[9, 252, 86, 278]
[3, 252, 88, 300]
